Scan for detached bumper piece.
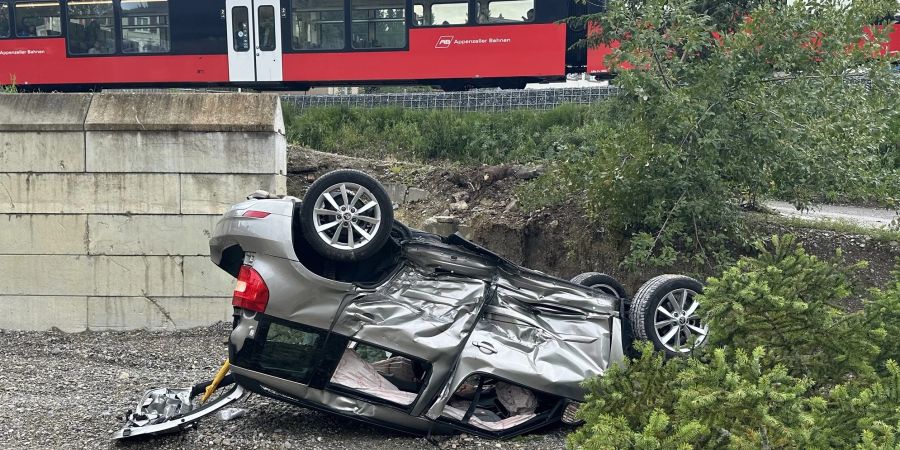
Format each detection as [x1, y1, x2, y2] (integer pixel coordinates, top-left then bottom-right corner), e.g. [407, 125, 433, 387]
[113, 383, 245, 440]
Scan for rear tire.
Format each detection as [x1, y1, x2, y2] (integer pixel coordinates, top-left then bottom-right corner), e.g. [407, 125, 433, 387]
[630, 275, 707, 357]
[570, 272, 627, 299]
[300, 170, 394, 262]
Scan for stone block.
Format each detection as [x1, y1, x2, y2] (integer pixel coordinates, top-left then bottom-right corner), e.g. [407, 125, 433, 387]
[0, 131, 85, 172]
[0, 296, 88, 332]
[406, 187, 430, 203]
[180, 174, 286, 214]
[0, 173, 181, 214]
[86, 131, 285, 174]
[0, 214, 88, 254]
[422, 216, 461, 237]
[85, 93, 285, 133]
[87, 297, 231, 330]
[384, 183, 408, 205]
[88, 215, 220, 256]
[0, 255, 183, 296]
[183, 256, 236, 297]
[0, 93, 92, 131]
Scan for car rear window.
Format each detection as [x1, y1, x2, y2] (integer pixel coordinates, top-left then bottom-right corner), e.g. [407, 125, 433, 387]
[240, 321, 325, 385]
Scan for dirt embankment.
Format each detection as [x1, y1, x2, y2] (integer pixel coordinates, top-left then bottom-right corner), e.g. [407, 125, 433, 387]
[288, 147, 899, 294]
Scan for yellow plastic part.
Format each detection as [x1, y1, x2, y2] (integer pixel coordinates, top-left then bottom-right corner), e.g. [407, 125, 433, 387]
[201, 359, 231, 404]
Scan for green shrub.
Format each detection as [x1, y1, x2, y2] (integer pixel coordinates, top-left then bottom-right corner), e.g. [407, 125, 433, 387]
[702, 235, 875, 384]
[862, 266, 900, 371]
[540, 0, 900, 269]
[569, 236, 900, 450]
[570, 344, 822, 449]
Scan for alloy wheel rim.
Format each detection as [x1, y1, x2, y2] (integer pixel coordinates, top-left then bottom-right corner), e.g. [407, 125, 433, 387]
[653, 288, 708, 353]
[312, 182, 381, 251]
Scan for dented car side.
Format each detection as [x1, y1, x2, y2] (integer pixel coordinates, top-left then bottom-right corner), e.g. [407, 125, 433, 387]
[207, 197, 624, 438]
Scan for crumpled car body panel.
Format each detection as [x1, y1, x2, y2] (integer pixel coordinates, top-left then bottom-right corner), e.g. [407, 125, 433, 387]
[206, 198, 625, 439]
[113, 384, 246, 440]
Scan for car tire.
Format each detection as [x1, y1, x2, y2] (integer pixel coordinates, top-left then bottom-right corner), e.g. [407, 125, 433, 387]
[300, 169, 394, 262]
[570, 272, 628, 299]
[630, 275, 708, 357]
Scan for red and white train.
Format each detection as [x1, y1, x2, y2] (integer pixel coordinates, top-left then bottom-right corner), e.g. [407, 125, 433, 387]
[0, 0, 896, 91]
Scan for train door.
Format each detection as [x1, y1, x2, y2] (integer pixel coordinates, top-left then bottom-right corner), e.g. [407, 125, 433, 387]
[225, 0, 283, 83]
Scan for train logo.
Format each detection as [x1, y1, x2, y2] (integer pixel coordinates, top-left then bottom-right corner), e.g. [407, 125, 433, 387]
[435, 36, 454, 49]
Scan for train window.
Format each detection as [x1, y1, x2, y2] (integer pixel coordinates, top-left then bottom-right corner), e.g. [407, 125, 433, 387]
[291, 0, 344, 51]
[120, 0, 170, 53]
[0, 2, 9, 38]
[476, 0, 534, 24]
[432, 2, 468, 25]
[351, 0, 405, 49]
[66, 0, 114, 54]
[232, 6, 250, 52]
[257, 5, 276, 51]
[413, 4, 423, 26]
[13, 0, 61, 37]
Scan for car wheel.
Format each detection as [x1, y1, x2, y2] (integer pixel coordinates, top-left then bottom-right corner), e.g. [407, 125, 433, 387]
[630, 275, 708, 357]
[570, 272, 628, 299]
[300, 169, 394, 262]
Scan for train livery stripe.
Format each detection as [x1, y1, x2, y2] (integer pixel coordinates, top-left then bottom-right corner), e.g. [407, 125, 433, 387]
[0, 39, 229, 86]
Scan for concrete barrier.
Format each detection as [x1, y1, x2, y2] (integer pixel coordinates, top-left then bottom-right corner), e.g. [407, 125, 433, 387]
[0, 93, 287, 331]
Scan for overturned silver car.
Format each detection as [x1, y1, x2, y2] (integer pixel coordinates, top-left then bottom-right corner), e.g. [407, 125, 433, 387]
[115, 170, 707, 440]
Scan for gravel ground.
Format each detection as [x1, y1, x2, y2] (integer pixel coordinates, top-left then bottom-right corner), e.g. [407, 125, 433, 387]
[0, 324, 569, 450]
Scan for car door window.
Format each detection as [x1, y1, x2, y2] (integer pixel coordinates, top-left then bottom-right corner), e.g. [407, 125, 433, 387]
[329, 341, 427, 406]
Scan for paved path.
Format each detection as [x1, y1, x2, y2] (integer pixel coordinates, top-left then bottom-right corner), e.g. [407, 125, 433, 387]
[767, 201, 899, 229]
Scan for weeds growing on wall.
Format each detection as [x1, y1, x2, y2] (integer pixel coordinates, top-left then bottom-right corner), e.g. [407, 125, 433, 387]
[1, 77, 17, 93]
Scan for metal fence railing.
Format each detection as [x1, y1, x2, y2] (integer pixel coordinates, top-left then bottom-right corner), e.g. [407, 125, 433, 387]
[282, 86, 619, 112]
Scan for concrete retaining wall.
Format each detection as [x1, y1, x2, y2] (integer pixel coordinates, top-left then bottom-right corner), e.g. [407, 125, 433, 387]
[0, 93, 287, 331]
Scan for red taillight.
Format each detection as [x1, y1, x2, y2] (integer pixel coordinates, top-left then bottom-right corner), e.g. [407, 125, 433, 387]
[242, 210, 271, 218]
[232, 265, 269, 313]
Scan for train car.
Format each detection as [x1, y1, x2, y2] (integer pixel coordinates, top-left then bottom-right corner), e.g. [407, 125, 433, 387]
[586, 15, 900, 78]
[0, 0, 601, 90]
[1, 1, 893, 91]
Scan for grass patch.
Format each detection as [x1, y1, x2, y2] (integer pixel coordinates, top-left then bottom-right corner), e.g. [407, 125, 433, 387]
[282, 103, 595, 164]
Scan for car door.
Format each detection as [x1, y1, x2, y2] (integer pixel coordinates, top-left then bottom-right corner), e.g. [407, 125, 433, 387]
[326, 266, 490, 417]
